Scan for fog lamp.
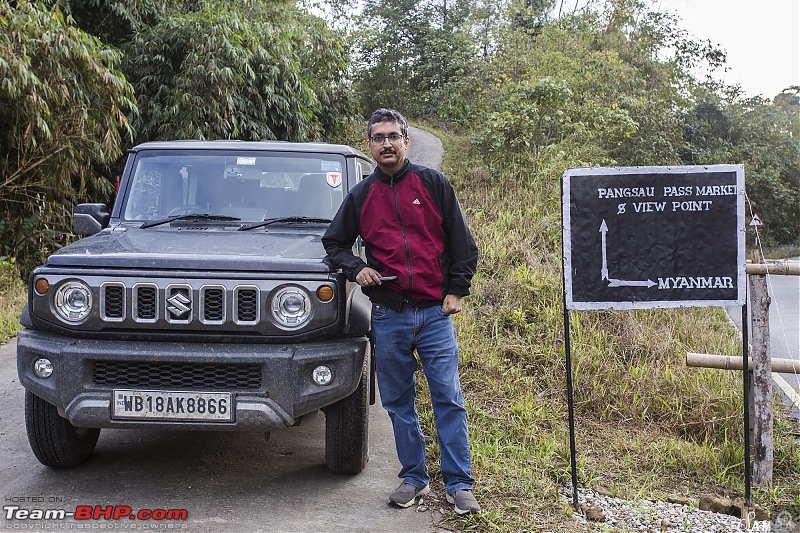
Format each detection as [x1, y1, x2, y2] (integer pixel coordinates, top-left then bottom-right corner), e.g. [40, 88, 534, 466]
[34, 358, 53, 379]
[312, 365, 333, 386]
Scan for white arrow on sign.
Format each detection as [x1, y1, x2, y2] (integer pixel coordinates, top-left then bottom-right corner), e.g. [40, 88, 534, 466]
[599, 219, 609, 280]
[608, 278, 657, 288]
[599, 219, 656, 289]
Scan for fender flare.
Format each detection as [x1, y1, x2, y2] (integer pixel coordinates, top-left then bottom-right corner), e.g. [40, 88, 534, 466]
[345, 286, 371, 337]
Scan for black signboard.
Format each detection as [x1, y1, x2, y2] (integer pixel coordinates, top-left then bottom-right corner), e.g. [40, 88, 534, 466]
[562, 165, 745, 310]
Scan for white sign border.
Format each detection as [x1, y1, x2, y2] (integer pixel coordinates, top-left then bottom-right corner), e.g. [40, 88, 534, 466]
[562, 165, 746, 311]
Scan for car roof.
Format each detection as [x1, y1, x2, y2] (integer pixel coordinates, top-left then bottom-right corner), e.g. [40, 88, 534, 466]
[130, 139, 368, 158]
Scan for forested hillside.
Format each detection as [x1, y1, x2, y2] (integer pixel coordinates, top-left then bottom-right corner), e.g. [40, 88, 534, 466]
[1, 0, 798, 528]
[2, 0, 797, 276]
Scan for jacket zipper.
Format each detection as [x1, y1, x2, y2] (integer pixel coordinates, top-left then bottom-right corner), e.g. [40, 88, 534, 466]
[391, 177, 413, 292]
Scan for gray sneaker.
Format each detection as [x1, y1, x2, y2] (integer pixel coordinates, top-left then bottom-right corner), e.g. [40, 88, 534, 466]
[446, 489, 481, 514]
[389, 482, 430, 508]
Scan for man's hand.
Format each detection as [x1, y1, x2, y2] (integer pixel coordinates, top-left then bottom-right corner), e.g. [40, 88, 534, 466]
[355, 267, 381, 287]
[442, 294, 463, 314]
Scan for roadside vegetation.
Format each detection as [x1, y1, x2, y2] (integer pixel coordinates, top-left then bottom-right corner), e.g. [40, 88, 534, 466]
[0, 259, 26, 343]
[417, 124, 800, 530]
[2, 0, 798, 530]
[762, 244, 800, 260]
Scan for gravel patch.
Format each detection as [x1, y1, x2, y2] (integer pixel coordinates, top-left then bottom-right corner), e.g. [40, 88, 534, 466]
[565, 487, 799, 532]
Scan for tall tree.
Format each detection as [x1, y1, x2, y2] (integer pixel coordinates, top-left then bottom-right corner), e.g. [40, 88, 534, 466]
[355, 0, 477, 116]
[681, 87, 800, 246]
[471, 0, 733, 173]
[0, 1, 136, 276]
[52, 0, 357, 143]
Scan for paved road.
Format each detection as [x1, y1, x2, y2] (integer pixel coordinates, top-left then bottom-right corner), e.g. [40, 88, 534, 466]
[0, 335, 433, 532]
[407, 126, 444, 171]
[728, 257, 800, 420]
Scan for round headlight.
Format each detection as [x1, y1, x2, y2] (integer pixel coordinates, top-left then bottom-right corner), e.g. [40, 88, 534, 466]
[54, 280, 93, 322]
[270, 286, 312, 329]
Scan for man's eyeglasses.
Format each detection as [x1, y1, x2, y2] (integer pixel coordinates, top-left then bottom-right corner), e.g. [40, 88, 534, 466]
[368, 133, 405, 144]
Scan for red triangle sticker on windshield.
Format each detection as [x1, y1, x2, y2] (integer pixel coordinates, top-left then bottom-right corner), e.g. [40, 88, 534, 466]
[326, 172, 342, 188]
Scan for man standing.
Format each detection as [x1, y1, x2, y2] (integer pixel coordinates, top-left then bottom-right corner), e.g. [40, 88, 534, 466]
[322, 109, 480, 514]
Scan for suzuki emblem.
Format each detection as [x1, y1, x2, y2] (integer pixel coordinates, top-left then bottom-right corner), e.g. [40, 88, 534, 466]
[166, 291, 191, 318]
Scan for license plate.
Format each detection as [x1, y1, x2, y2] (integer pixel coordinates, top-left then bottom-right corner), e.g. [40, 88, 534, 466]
[112, 390, 233, 422]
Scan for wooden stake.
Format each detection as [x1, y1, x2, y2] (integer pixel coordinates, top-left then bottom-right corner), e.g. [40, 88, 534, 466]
[749, 272, 773, 489]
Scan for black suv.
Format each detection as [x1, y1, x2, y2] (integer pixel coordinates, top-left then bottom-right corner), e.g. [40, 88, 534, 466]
[17, 140, 375, 474]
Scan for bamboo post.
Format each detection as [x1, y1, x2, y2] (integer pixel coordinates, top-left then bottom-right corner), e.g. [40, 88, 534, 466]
[745, 259, 800, 276]
[749, 250, 773, 489]
[686, 353, 798, 373]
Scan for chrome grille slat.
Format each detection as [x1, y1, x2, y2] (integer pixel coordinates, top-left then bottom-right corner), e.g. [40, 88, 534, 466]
[133, 283, 158, 322]
[234, 286, 259, 325]
[101, 283, 125, 321]
[201, 286, 225, 324]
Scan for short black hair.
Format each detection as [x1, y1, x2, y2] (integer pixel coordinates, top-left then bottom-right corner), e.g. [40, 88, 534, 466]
[367, 108, 408, 138]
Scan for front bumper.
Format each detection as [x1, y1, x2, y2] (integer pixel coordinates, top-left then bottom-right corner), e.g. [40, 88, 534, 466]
[16, 329, 368, 431]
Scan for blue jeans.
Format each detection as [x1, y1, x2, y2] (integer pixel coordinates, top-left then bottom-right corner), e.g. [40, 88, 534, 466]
[371, 303, 474, 494]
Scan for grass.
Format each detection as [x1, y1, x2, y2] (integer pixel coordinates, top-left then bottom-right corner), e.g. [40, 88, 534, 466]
[0, 258, 26, 343]
[411, 123, 800, 530]
[761, 243, 800, 260]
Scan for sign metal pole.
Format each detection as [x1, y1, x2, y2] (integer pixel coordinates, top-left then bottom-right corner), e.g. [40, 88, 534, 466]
[563, 295, 579, 511]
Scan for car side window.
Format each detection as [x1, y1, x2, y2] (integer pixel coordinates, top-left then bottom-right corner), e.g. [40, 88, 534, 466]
[356, 161, 373, 183]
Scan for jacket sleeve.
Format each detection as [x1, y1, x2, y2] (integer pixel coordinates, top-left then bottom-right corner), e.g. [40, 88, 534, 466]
[438, 174, 478, 296]
[322, 190, 368, 281]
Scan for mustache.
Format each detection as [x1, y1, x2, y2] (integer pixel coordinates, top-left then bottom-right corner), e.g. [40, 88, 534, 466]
[380, 148, 396, 155]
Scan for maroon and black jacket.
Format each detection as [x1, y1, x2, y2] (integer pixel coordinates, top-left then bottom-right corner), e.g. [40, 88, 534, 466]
[322, 159, 478, 308]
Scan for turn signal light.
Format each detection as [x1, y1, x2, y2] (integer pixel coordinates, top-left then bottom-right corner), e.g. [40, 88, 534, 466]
[316, 285, 334, 302]
[35, 278, 50, 295]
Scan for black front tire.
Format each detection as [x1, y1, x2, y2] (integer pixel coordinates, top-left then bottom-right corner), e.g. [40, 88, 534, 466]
[25, 391, 100, 467]
[323, 350, 370, 474]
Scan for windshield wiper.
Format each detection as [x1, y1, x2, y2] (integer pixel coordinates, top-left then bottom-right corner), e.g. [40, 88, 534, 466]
[237, 216, 332, 231]
[140, 214, 241, 229]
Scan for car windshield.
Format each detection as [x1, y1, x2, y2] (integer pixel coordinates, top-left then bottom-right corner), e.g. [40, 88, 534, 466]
[122, 150, 346, 223]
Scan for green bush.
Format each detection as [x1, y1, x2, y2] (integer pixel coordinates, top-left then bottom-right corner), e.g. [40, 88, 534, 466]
[0, 258, 26, 342]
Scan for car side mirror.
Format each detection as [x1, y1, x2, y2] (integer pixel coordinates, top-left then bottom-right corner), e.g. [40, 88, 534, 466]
[74, 203, 110, 236]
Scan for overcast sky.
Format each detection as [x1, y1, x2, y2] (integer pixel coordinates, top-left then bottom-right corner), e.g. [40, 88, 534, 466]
[655, 0, 800, 99]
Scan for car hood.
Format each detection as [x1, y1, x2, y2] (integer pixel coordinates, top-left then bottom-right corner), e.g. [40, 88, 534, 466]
[44, 225, 332, 272]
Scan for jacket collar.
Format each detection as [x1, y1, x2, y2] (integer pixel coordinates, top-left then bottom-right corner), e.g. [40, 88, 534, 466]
[375, 159, 410, 184]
